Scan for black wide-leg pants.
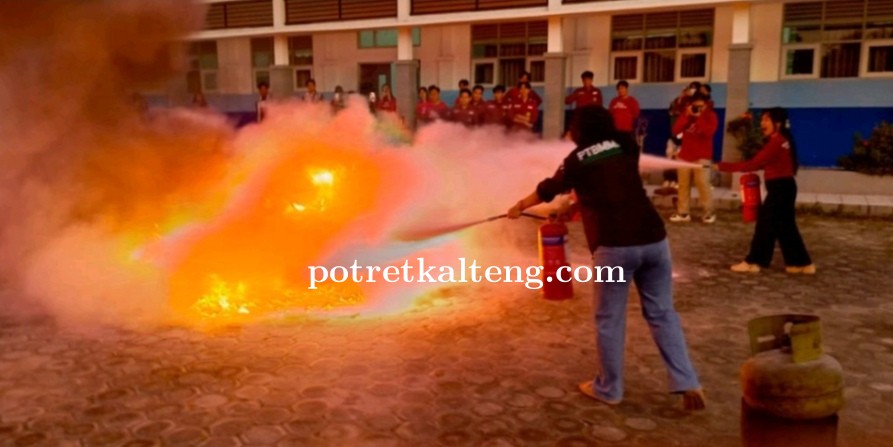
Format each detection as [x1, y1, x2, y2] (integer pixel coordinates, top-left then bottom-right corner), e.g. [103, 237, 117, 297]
[744, 177, 812, 267]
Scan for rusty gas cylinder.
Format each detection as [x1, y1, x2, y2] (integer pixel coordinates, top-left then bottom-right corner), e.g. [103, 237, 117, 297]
[740, 314, 844, 420]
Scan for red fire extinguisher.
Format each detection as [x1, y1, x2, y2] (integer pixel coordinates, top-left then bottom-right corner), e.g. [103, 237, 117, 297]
[538, 214, 574, 300]
[740, 173, 761, 223]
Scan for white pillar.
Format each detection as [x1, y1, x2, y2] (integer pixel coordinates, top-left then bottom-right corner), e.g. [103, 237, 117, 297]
[548, 16, 563, 53]
[397, 0, 411, 20]
[398, 27, 414, 61]
[732, 2, 751, 45]
[273, 0, 286, 26]
[274, 35, 289, 66]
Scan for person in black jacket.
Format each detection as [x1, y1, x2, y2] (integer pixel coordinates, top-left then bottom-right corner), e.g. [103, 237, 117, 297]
[508, 106, 705, 410]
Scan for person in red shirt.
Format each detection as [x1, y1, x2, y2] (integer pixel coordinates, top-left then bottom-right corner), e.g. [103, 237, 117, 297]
[376, 84, 397, 114]
[302, 79, 324, 103]
[669, 93, 718, 224]
[453, 79, 470, 106]
[608, 81, 640, 136]
[450, 89, 480, 127]
[506, 71, 543, 107]
[470, 84, 486, 111]
[714, 107, 815, 274]
[482, 84, 509, 128]
[507, 82, 539, 132]
[415, 86, 430, 126]
[425, 85, 450, 122]
[565, 70, 603, 109]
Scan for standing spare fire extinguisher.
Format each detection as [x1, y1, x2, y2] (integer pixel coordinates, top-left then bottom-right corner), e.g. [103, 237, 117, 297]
[740, 173, 761, 223]
[538, 214, 574, 300]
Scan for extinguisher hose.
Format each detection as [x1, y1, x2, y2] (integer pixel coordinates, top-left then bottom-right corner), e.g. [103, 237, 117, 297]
[395, 212, 546, 241]
[486, 212, 547, 222]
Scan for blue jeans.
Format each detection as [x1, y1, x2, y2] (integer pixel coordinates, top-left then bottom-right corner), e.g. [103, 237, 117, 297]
[589, 238, 700, 401]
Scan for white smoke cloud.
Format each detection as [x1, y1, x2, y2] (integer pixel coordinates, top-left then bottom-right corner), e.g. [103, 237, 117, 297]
[0, 0, 690, 329]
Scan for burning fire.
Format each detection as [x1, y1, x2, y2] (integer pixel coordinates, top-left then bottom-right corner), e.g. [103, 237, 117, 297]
[149, 114, 421, 325]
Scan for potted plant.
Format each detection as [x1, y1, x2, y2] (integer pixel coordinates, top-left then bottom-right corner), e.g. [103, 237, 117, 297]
[726, 111, 764, 161]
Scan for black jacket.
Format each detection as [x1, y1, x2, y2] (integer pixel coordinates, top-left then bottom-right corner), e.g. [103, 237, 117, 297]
[536, 133, 666, 251]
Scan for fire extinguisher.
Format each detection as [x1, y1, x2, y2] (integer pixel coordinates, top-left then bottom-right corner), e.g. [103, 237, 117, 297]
[740, 173, 761, 223]
[538, 214, 574, 300]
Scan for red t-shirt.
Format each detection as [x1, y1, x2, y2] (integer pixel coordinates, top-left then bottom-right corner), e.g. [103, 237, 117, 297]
[565, 87, 603, 108]
[418, 100, 449, 123]
[377, 96, 397, 113]
[506, 88, 543, 107]
[608, 96, 640, 132]
[482, 100, 509, 127]
[718, 133, 796, 180]
[507, 98, 539, 131]
[451, 105, 480, 127]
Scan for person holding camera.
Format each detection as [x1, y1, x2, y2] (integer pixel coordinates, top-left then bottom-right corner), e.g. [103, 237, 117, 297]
[669, 93, 717, 223]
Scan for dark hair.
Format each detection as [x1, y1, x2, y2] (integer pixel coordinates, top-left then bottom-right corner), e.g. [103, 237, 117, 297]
[687, 81, 702, 90]
[493, 85, 506, 93]
[520, 71, 531, 80]
[459, 79, 469, 86]
[305, 78, 316, 86]
[519, 81, 532, 90]
[581, 71, 594, 79]
[418, 86, 428, 93]
[459, 88, 472, 97]
[472, 84, 484, 93]
[761, 107, 799, 175]
[428, 85, 440, 93]
[690, 92, 709, 103]
[257, 81, 269, 89]
[700, 84, 712, 94]
[616, 80, 629, 89]
[570, 106, 618, 147]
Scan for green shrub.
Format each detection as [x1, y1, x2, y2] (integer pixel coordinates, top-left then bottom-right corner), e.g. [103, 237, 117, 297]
[838, 121, 893, 176]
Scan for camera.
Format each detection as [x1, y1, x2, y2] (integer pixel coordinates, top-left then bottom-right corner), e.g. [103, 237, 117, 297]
[691, 105, 702, 114]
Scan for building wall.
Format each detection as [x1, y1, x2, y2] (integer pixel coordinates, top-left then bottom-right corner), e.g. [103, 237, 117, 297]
[750, 2, 782, 83]
[171, 1, 893, 168]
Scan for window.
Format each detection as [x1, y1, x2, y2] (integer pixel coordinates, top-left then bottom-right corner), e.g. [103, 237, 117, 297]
[864, 40, 893, 75]
[782, 1, 893, 79]
[186, 40, 218, 93]
[471, 21, 547, 86]
[609, 10, 713, 84]
[358, 28, 421, 48]
[288, 35, 314, 90]
[251, 37, 274, 88]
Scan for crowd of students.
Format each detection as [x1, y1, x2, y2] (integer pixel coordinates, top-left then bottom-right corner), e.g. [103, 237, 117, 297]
[239, 70, 651, 137]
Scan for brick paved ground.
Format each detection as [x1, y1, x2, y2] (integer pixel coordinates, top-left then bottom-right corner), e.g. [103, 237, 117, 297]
[1, 211, 892, 447]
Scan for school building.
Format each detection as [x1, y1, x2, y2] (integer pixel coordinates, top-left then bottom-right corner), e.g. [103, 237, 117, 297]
[178, 0, 893, 167]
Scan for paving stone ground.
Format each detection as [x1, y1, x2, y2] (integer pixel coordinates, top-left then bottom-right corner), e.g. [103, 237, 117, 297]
[1, 211, 892, 447]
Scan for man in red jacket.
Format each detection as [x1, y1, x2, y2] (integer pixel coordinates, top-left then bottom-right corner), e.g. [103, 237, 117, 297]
[669, 93, 717, 223]
[608, 81, 640, 138]
[482, 85, 509, 128]
[565, 70, 603, 109]
[507, 82, 539, 132]
[450, 89, 480, 127]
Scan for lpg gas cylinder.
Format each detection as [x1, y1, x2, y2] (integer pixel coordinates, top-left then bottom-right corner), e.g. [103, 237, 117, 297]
[740, 314, 844, 420]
